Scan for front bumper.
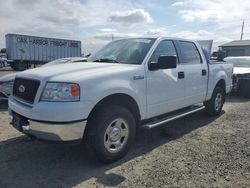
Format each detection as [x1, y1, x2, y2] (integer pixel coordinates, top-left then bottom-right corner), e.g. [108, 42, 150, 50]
[8, 96, 94, 122]
[9, 109, 87, 141]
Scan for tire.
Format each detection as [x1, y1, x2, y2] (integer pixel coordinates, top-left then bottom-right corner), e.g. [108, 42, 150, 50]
[10, 63, 17, 70]
[14, 62, 27, 71]
[204, 87, 225, 116]
[241, 80, 250, 98]
[85, 105, 136, 163]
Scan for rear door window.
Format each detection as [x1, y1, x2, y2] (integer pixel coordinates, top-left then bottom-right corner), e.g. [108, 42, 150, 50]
[179, 41, 202, 64]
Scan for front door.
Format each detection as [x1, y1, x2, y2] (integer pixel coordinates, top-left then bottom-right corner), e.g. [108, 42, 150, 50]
[146, 40, 185, 118]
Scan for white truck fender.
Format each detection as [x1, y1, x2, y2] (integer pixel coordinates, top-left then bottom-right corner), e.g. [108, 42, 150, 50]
[206, 70, 227, 101]
[84, 79, 146, 120]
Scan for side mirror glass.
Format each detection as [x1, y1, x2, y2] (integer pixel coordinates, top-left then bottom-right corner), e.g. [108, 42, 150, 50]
[149, 55, 177, 70]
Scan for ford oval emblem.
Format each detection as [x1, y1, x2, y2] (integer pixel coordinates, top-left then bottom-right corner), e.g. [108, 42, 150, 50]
[18, 85, 25, 93]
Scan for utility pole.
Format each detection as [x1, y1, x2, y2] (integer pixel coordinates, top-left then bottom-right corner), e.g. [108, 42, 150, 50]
[240, 19, 244, 40]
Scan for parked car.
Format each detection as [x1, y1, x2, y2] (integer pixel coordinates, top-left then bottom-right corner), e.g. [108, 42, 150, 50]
[0, 53, 7, 68]
[8, 37, 233, 163]
[224, 56, 250, 97]
[0, 53, 7, 59]
[0, 57, 87, 100]
[0, 59, 6, 68]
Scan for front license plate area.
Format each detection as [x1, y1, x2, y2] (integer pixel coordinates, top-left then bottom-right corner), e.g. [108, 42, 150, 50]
[12, 113, 29, 131]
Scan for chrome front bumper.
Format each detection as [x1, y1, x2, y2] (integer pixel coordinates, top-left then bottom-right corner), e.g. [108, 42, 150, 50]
[9, 109, 87, 141]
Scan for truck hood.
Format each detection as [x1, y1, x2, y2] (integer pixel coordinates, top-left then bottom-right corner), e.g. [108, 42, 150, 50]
[233, 67, 250, 75]
[16, 62, 140, 82]
[0, 72, 17, 82]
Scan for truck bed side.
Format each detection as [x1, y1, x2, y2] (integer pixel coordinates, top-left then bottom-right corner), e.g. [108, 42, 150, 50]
[206, 61, 233, 101]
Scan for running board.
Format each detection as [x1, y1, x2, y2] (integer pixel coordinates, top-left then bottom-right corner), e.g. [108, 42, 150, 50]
[143, 105, 205, 129]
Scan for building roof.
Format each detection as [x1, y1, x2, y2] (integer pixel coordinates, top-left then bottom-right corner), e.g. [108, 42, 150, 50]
[219, 40, 250, 47]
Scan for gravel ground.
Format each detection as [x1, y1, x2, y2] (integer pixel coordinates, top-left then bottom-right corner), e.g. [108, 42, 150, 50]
[0, 67, 250, 187]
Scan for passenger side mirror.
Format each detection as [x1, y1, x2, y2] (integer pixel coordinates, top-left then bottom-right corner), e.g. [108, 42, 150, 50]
[149, 55, 177, 71]
[84, 53, 91, 58]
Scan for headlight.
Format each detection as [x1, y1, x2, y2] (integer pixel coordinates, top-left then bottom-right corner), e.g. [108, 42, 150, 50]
[41, 82, 80, 102]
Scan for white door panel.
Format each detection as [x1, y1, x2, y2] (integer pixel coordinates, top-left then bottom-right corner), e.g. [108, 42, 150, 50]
[177, 41, 208, 106]
[183, 64, 207, 106]
[146, 66, 185, 118]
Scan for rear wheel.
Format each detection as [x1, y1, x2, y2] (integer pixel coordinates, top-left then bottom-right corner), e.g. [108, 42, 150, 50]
[85, 105, 136, 163]
[204, 87, 225, 116]
[10, 62, 17, 70]
[14, 62, 27, 71]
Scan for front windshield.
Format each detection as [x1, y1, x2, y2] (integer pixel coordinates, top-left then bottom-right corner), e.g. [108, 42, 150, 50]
[224, 57, 250, 67]
[88, 38, 156, 64]
[43, 59, 71, 67]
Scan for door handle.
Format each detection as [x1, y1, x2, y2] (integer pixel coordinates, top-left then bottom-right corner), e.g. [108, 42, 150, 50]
[133, 75, 144, 80]
[178, 71, 185, 79]
[202, 69, 207, 76]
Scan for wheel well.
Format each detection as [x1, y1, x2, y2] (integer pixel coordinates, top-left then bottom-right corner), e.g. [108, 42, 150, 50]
[88, 93, 141, 126]
[216, 79, 226, 93]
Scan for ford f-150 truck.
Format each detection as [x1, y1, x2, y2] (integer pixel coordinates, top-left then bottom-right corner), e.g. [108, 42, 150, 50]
[8, 37, 233, 163]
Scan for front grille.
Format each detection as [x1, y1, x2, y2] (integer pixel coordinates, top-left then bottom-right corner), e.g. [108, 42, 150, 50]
[13, 77, 40, 104]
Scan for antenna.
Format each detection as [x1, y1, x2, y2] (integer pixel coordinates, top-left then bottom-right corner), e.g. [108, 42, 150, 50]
[240, 19, 244, 40]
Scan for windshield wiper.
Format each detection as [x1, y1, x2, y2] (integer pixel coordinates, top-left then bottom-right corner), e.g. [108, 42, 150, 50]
[93, 58, 119, 63]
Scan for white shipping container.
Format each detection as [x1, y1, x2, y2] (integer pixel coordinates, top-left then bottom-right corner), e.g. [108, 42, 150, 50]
[5, 34, 81, 63]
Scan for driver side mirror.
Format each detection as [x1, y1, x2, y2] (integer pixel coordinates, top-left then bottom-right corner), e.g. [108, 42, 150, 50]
[149, 55, 177, 71]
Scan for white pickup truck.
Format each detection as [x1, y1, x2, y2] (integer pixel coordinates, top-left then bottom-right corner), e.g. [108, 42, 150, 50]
[8, 37, 233, 163]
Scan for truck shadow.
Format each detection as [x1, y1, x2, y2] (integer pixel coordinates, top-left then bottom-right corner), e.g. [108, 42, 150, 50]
[0, 110, 223, 187]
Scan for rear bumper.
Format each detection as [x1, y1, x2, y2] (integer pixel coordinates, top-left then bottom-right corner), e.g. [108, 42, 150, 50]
[9, 109, 87, 141]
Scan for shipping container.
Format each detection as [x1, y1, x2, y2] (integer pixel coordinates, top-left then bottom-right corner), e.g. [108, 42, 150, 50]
[5, 34, 81, 70]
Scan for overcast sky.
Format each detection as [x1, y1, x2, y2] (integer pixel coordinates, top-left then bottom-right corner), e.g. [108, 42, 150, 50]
[1, 0, 250, 53]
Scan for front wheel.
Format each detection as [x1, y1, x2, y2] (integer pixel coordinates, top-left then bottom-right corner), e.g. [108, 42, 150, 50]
[85, 105, 136, 163]
[204, 87, 225, 116]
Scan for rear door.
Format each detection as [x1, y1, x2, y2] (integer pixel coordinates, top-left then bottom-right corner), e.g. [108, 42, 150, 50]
[146, 40, 185, 118]
[177, 41, 208, 106]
